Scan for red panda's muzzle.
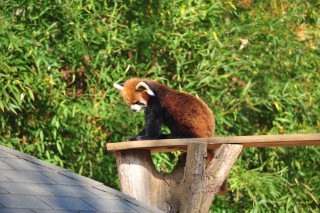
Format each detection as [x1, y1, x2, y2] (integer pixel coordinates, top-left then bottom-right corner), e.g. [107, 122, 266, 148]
[130, 103, 147, 112]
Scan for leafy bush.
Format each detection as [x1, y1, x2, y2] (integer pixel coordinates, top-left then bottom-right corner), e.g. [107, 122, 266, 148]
[0, 0, 319, 211]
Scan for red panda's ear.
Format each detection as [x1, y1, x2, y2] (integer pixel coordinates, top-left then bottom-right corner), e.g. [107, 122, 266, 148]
[135, 82, 155, 96]
[113, 83, 124, 91]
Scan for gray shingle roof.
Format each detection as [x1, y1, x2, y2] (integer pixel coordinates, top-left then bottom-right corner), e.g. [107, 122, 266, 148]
[0, 145, 163, 213]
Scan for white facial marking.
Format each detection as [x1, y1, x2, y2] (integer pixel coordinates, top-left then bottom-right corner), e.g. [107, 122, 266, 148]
[113, 83, 124, 91]
[139, 98, 147, 105]
[131, 104, 143, 112]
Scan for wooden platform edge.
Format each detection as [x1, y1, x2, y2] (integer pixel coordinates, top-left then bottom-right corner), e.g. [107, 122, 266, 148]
[106, 133, 320, 152]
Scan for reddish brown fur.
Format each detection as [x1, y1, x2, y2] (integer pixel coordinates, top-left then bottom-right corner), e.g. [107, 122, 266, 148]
[121, 78, 215, 138]
[122, 78, 151, 105]
[160, 90, 215, 137]
[119, 78, 228, 195]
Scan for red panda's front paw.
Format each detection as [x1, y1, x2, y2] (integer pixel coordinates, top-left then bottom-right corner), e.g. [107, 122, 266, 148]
[125, 135, 153, 141]
[136, 135, 158, 140]
[135, 136, 144, 141]
[125, 137, 137, 142]
[125, 136, 147, 141]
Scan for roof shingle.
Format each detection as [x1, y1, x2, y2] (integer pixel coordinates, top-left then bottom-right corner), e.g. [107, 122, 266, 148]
[0, 145, 163, 213]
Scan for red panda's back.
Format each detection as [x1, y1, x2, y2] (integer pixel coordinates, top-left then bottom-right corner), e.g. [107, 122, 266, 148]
[160, 89, 215, 138]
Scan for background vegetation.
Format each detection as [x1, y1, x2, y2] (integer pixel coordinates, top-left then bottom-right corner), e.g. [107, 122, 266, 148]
[0, 0, 319, 212]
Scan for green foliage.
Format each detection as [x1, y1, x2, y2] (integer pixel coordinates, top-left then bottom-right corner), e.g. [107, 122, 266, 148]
[0, 0, 319, 211]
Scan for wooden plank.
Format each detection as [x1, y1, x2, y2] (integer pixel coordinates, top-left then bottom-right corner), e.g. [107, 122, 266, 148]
[106, 134, 320, 152]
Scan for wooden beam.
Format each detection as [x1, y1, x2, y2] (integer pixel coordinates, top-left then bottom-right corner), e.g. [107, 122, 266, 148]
[106, 133, 320, 152]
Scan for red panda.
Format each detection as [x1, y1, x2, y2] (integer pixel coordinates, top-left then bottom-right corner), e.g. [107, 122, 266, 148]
[114, 78, 227, 195]
[114, 78, 215, 140]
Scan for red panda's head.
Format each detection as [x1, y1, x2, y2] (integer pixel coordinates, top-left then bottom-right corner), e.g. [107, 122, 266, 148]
[114, 78, 155, 112]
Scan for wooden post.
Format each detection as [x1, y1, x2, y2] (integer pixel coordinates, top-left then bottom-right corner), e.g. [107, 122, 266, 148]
[179, 144, 243, 213]
[202, 144, 243, 211]
[115, 142, 243, 213]
[116, 149, 184, 212]
[180, 143, 207, 213]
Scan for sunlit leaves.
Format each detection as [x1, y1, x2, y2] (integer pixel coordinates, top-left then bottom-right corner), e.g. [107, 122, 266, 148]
[0, 0, 319, 212]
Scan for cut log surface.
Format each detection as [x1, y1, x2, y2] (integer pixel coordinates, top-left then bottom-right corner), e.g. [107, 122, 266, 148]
[107, 133, 320, 152]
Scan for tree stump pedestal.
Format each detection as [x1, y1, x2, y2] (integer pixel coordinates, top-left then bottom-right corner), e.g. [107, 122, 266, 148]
[108, 140, 242, 213]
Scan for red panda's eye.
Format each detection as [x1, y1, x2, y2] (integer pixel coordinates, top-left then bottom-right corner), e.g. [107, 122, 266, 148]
[134, 101, 144, 105]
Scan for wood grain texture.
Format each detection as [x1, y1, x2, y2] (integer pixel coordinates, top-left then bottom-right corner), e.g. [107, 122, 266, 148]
[202, 144, 243, 211]
[111, 134, 319, 212]
[115, 144, 243, 213]
[107, 134, 320, 152]
[115, 149, 184, 212]
[179, 143, 207, 213]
